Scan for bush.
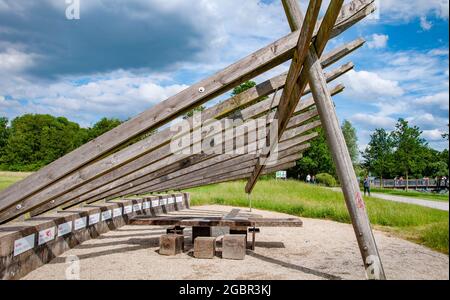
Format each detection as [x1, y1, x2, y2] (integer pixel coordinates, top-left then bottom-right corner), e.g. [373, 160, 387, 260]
[316, 173, 337, 187]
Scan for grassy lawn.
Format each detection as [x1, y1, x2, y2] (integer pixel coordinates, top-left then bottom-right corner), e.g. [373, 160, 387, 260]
[0, 171, 32, 191]
[371, 188, 449, 202]
[187, 180, 449, 254]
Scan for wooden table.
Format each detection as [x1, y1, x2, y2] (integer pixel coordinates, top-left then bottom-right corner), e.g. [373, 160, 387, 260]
[130, 208, 303, 250]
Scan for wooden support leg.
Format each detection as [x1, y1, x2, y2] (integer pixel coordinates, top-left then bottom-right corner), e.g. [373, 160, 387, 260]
[282, 0, 386, 280]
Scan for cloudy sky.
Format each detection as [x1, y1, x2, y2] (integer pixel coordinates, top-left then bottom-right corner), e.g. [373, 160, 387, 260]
[0, 0, 448, 152]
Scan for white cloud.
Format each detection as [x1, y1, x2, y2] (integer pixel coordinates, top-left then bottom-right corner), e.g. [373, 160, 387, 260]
[414, 92, 450, 110]
[343, 70, 404, 100]
[351, 113, 396, 128]
[367, 34, 389, 49]
[422, 129, 446, 141]
[420, 16, 433, 30]
[379, 0, 449, 21]
[0, 48, 36, 73]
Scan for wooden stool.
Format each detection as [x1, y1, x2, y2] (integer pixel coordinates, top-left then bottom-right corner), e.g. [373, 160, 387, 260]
[222, 234, 246, 260]
[194, 237, 216, 259]
[159, 234, 184, 256]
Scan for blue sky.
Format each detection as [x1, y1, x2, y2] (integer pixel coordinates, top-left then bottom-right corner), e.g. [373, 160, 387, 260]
[0, 0, 448, 152]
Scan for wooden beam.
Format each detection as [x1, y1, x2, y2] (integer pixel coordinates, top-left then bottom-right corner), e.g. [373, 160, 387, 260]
[85, 131, 319, 205]
[140, 143, 311, 194]
[29, 76, 343, 217]
[282, 0, 385, 280]
[245, 0, 342, 193]
[0, 0, 374, 224]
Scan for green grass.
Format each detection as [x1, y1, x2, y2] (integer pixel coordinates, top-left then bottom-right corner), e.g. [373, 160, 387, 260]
[186, 179, 449, 254]
[0, 171, 32, 191]
[371, 188, 449, 202]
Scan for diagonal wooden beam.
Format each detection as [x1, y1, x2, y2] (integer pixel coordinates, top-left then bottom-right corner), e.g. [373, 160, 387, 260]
[282, 0, 386, 280]
[245, 0, 342, 194]
[0, 0, 375, 224]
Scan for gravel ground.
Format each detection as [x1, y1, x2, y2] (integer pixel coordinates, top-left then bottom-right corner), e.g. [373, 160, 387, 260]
[23, 205, 449, 280]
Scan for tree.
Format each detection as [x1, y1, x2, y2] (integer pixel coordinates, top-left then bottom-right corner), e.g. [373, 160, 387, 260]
[87, 118, 122, 141]
[391, 118, 428, 191]
[341, 120, 359, 165]
[0, 117, 9, 156]
[291, 127, 336, 180]
[362, 128, 394, 187]
[442, 124, 449, 141]
[0, 114, 87, 171]
[231, 81, 257, 97]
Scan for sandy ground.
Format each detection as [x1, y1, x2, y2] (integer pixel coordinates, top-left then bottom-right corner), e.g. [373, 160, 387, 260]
[23, 205, 449, 280]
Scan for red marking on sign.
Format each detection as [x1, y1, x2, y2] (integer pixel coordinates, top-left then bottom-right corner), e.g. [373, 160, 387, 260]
[356, 192, 365, 209]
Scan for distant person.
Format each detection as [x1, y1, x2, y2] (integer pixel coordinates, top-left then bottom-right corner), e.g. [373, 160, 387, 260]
[306, 174, 311, 184]
[363, 176, 371, 197]
[311, 175, 316, 185]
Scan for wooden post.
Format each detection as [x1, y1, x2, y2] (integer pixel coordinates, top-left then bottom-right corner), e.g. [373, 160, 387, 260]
[282, 0, 386, 280]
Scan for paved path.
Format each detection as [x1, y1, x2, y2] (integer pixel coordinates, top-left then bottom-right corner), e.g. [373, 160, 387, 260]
[331, 188, 449, 212]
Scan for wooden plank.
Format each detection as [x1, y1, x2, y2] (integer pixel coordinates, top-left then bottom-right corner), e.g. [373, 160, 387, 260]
[283, 0, 385, 280]
[0, 0, 373, 223]
[150, 152, 305, 194]
[143, 143, 311, 194]
[87, 132, 319, 204]
[245, 0, 345, 194]
[10, 62, 349, 221]
[31, 79, 342, 216]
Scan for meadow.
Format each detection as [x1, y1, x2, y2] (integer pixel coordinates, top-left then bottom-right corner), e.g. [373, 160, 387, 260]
[187, 180, 449, 254]
[371, 187, 449, 202]
[1, 173, 448, 254]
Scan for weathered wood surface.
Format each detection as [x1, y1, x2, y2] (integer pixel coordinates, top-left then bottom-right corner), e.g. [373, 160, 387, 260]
[96, 132, 317, 201]
[33, 80, 341, 215]
[149, 154, 304, 194]
[0, 0, 374, 223]
[131, 215, 303, 228]
[28, 58, 351, 217]
[283, 0, 385, 280]
[245, 0, 345, 193]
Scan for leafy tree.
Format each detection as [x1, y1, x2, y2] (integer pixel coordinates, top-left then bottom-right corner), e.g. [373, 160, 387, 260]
[291, 127, 336, 180]
[87, 117, 122, 141]
[391, 118, 428, 190]
[362, 128, 395, 186]
[0, 117, 9, 155]
[0, 114, 86, 171]
[231, 81, 257, 97]
[341, 120, 359, 164]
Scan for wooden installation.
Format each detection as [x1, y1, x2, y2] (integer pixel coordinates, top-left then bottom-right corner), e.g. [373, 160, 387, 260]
[0, 0, 386, 279]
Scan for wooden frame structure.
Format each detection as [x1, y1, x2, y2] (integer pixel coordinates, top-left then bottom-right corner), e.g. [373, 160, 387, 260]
[0, 0, 385, 279]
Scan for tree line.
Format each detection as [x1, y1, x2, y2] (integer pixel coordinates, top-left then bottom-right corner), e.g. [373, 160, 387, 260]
[1, 81, 448, 181]
[291, 118, 449, 182]
[0, 115, 122, 171]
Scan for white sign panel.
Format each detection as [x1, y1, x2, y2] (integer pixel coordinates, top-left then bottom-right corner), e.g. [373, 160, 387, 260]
[168, 197, 175, 204]
[101, 210, 112, 221]
[276, 171, 287, 179]
[58, 221, 73, 237]
[176, 196, 183, 203]
[133, 203, 142, 212]
[89, 213, 100, 225]
[74, 217, 87, 230]
[151, 200, 160, 207]
[161, 198, 167, 205]
[38, 227, 56, 245]
[113, 207, 123, 218]
[143, 201, 150, 209]
[124, 205, 133, 214]
[14, 234, 35, 256]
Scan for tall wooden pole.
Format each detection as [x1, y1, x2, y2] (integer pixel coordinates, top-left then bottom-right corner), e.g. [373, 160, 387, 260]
[282, 0, 386, 280]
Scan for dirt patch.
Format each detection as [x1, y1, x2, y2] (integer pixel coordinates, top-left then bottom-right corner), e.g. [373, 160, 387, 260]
[23, 205, 449, 280]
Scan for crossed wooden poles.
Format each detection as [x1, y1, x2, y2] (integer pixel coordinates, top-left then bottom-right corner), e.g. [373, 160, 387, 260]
[0, 0, 385, 279]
